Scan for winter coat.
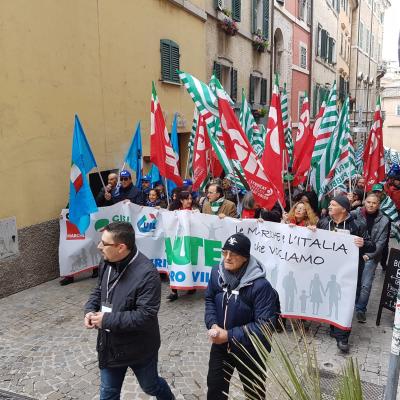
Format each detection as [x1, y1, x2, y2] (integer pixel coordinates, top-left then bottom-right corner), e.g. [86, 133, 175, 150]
[112, 183, 144, 205]
[351, 208, 390, 262]
[202, 199, 237, 217]
[205, 256, 279, 354]
[84, 251, 161, 369]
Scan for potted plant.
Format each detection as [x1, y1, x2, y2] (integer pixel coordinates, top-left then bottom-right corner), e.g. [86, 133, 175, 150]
[253, 29, 269, 52]
[252, 107, 267, 119]
[219, 9, 239, 36]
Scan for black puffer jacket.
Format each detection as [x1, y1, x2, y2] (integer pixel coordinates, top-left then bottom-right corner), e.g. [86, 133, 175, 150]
[84, 251, 161, 369]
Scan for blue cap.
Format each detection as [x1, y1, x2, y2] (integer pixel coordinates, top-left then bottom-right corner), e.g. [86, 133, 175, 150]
[142, 175, 151, 181]
[183, 179, 193, 186]
[120, 170, 131, 178]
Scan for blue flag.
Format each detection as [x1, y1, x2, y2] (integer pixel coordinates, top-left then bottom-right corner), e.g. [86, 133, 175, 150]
[69, 115, 98, 234]
[149, 163, 161, 187]
[167, 113, 179, 194]
[73, 115, 97, 174]
[124, 122, 143, 188]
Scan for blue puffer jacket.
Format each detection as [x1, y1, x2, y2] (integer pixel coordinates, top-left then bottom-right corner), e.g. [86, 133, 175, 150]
[205, 256, 279, 353]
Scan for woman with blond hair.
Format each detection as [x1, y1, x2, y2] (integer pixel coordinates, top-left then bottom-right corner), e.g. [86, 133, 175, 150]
[283, 201, 319, 227]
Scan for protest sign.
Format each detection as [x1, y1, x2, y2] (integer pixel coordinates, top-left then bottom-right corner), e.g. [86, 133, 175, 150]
[161, 212, 358, 329]
[59, 203, 168, 276]
[60, 205, 358, 329]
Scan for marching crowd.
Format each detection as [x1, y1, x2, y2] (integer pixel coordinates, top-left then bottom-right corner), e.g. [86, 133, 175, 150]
[79, 166, 400, 400]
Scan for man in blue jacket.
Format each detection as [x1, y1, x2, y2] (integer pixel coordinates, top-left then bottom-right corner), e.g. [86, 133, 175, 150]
[205, 233, 279, 400]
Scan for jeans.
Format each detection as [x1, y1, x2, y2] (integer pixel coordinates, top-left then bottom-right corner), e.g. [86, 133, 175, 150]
[356, 259, 378, 313]
[207, 344, 266, 400]
[100, 355, 174, 400]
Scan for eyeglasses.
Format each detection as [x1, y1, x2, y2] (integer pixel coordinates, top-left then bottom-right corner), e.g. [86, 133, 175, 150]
[120, 177, 130, 181]
[207, 191, 217, 195]
[99, 240, 120, 247]
[222, 250, 241, 258]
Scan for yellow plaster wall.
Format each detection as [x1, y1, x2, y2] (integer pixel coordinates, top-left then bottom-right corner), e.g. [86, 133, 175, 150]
[0, 0, 206, 227]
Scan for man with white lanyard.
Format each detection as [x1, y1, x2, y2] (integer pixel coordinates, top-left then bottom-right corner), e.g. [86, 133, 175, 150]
[84, 222, 175, 400]
[316, 195, 375, 353]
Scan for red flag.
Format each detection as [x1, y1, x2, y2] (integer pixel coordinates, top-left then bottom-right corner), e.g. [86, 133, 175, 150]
[261, 77, 286, 206]
[217, 90, 279, 209]
[192, 115, 211, 190]
[363, 97, 385, 191]
[292, 96, 312, 186]
[150, 82, 183, 186]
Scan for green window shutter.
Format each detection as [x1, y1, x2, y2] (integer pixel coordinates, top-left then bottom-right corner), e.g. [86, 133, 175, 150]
[318, 86, 325, 109]
[160, 40, 171, 81]
[252, 0, 257, 34]
[215, 0, 223, 10]
[262, 0, 270, 39]
[260, 78, 267, 105]
[249, 75, 255, 104]
[232, 0, 241, 22]
[160, 39, 180, 83]
[328, 37, 334, 64]
[213, 61, 222, 82]
[170, 43, 180, 83]
[321, 30, 328, 59]
[339, 76, 344, 101]
[230, 68, 238, 102]
[313, 84, 318, 116]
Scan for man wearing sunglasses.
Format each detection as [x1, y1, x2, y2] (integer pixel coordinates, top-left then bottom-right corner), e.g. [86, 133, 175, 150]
[112, 170, 145, 205]
[84, 222, 175, 400]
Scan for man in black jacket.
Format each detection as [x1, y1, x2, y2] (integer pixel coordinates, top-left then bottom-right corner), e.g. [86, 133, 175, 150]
[96, 172, 118, 207]
[316, 195, 375, 353]
[84, 222, 174, 400]
[112, 170, 144, 205]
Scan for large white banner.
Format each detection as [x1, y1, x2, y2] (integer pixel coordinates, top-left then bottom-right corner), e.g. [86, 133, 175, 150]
[59, 203, 168, 277]
[160, 211, 359, 330]
[59, 205, 359, 329]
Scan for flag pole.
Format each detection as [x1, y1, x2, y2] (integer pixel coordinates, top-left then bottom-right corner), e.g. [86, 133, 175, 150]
[163, 176, 170, 208]
[283, 150, 293, 209]
[96, 167, 107, 190]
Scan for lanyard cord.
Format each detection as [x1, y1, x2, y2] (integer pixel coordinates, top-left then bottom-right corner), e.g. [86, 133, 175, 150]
[105, 250, 139, 303]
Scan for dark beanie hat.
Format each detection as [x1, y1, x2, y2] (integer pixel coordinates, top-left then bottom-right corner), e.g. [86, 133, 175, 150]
[222, 233, 251, 258]
[332, 195, 350, 213]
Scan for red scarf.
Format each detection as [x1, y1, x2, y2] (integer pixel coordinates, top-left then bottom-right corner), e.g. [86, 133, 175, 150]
[241, 209, 256, 219]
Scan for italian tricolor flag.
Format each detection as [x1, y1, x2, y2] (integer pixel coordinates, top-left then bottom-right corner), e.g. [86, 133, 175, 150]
[70, 163, 83, 193]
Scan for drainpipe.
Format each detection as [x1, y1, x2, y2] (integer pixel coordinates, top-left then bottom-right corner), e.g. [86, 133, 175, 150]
[309, 0, 313, 108]
[364, 1, 373, 132]
[269, 0, 275, 100]
[353, 0, 361, 127]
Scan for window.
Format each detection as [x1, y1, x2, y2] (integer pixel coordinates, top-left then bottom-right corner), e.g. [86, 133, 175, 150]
[366, 29, 370, 54]
[252, 0, 270, 38]
[328, 37, 335, 64]
[215, 0, 241, 21]
[396, 104, 400, 117]
[316, 25, 322, 56]
[298, 92, 306, 117]
[249, 75, 266, 105]
[300, 45, 307, 69]
[160, 39, 180, 83]
[359, 22, 364, 50]
[321, 29, 328, 60]
[307, 0, 311, 25]
[214, 61, 237, 102]
[298, 0, 306, 20]
[231, 0, 241, 22]
[260, 79, 268, 105]
[230, 68, 238, 102]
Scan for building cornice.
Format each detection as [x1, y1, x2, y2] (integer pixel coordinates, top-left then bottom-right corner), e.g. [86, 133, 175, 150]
[167, 0, 207, 21]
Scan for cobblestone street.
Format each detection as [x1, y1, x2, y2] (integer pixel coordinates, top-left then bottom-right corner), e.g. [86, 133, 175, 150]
[0, 267, 397, 400]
